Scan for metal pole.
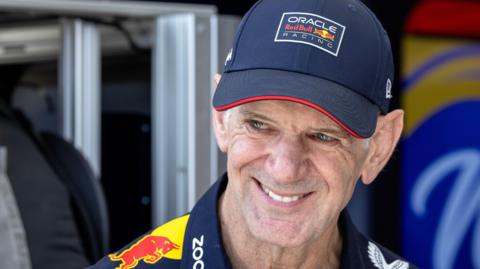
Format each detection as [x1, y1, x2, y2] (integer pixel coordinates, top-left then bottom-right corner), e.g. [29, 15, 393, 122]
[0, 0, 216, 18]
[59, 19, 73, 140]
[59, 18, 101, 177]
[152, 13, 217, 225]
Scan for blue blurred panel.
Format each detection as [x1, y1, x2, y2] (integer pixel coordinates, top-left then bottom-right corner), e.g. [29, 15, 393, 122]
[402, 101, 480, 269]
[401, 37, 480, 269]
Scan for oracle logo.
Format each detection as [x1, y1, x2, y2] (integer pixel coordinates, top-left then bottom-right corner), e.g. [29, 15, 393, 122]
[286, 16, 338, 34]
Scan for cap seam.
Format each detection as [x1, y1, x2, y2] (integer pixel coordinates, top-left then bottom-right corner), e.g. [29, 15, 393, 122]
[228, 0, 265, 70]
[355, 0, 386, 107]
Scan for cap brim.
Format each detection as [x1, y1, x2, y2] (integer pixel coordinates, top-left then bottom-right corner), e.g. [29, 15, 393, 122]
[213, 69, 379, 138]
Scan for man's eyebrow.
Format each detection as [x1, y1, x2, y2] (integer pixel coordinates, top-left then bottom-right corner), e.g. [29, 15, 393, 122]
[308, 117, 352, 138]
[311, 126, 351, 138]
[236, 107, 275, 122]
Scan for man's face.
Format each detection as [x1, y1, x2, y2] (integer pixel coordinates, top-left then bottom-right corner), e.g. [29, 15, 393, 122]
[217, 100, 372, 247]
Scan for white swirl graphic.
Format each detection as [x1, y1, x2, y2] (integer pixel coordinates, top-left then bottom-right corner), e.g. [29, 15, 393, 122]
[411, 149, 480, 269]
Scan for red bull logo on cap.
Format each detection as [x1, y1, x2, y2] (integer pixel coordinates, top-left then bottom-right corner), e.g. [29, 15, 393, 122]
[313, 29, 335, 41]
[275, 12, 345, 56]
[108, 214, 190, 269]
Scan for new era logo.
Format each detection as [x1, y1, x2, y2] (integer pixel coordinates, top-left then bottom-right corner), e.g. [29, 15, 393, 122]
[274, 12, 346, 56]
[386, 78, 392, 99]
[225, 48, 233, 66]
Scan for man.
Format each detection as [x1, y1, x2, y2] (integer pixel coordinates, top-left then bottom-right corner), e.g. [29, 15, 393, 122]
[89, 0, 417, 268]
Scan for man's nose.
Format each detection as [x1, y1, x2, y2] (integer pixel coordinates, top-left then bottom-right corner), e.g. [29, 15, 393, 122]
[265, 136, 308, 183]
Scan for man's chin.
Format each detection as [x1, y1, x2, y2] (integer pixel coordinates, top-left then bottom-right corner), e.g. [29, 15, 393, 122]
[246, 217, 310, 248]
[254, 231, 310, 248]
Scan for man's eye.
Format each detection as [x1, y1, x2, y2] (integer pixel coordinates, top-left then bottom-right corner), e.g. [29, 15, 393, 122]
[248, 120, 265, 130]
[311, 132, 335, 142]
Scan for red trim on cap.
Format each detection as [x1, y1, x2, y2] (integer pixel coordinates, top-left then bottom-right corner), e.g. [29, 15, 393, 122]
[214, 96, 363, 139]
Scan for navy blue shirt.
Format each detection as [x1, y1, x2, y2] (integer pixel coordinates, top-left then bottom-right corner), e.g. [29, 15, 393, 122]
[88, 174, 417, 269]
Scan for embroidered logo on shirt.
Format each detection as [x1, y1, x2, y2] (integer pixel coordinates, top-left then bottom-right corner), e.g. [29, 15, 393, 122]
[368, 241, 409, 269]
[109, 235, 179, 269]
[108, 214, 189, 269]
[192, 235, 205, 269]
[274, 12, 346, 56]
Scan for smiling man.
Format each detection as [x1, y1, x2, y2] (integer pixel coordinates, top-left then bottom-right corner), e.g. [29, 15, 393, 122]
[88, 0, 417, 268]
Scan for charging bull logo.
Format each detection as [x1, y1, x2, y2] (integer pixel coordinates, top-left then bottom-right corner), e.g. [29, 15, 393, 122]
[109, 235, 180, 269]
[313, 29, 335, 41]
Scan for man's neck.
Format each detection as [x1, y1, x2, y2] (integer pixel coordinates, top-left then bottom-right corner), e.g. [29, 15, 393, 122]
[218, 193, 343, 269]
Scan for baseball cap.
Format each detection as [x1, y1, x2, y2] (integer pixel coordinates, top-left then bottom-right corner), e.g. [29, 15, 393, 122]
[213, 0, 394, 138]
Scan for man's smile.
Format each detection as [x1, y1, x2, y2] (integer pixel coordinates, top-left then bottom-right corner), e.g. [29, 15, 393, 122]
[253, 177, 313, 206]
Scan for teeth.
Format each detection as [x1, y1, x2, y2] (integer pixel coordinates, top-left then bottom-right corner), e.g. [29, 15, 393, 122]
[261, 184, 303, 203]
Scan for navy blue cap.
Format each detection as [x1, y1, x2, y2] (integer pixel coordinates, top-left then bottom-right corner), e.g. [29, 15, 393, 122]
[213, 0, 394, 138]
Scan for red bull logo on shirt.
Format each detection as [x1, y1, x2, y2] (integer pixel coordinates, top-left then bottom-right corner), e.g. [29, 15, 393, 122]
[109, 235, 179, 269]
[108, 214, 190, 269]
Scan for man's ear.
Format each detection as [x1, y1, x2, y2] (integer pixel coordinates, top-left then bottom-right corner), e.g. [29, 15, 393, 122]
[360, 109, 404, 185]
[212, 110, 229, 153]
[212, 74, 228, 153]
[213, 73, 221, 88]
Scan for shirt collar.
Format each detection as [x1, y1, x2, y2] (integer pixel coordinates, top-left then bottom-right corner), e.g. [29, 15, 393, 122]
[180, 173, 232, 269]
[339, 209, 368, 268]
